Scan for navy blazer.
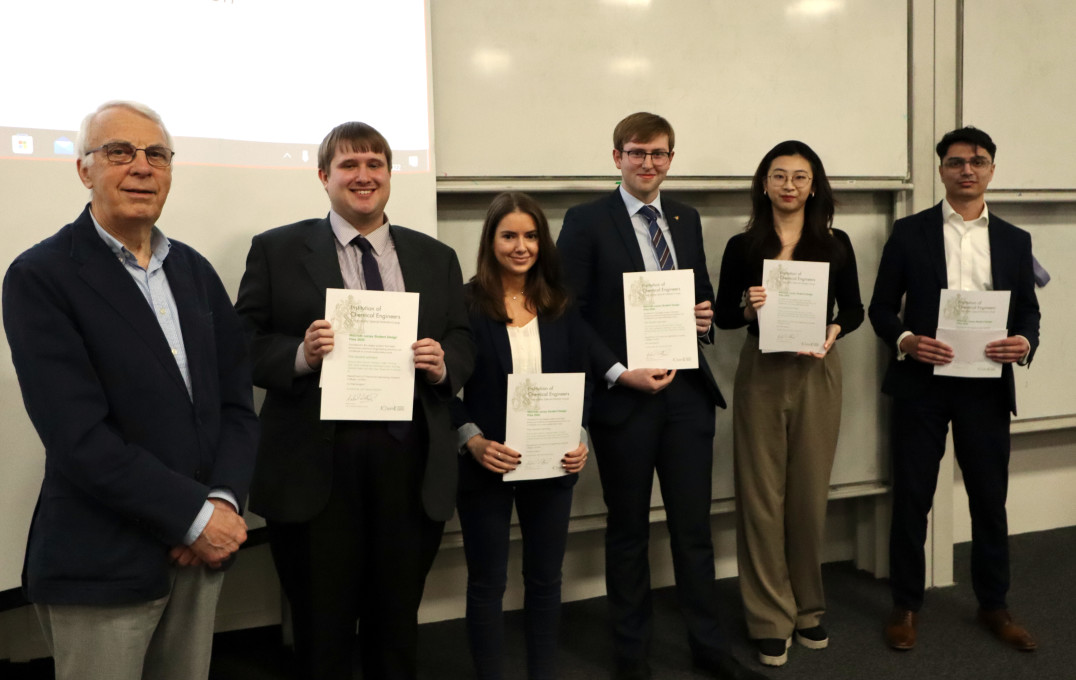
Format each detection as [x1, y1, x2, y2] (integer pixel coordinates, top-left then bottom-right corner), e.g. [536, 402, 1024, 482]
[2, 206, 258, 605]
[235, 216, 475, 523]
[557, 189, 725, 425]
[451, 285, 594, 491]
[868, 202, 1040, 414]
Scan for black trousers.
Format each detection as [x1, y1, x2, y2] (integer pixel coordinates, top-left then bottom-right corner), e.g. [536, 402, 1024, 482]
[267, 421, 444, 680]
[889, 377, 1011, 611]
[588, 371, 728, 663]
[457, 478, 574, 680]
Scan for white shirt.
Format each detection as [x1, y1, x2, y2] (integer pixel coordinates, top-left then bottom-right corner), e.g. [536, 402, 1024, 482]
[942, 199, 992, 291]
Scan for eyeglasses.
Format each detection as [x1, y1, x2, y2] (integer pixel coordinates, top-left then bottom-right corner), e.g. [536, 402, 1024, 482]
[942, 156, 992, 170]
[767, 171, 812, 188]
[85, 142, 175, 168]
[620, 149, 672, 166]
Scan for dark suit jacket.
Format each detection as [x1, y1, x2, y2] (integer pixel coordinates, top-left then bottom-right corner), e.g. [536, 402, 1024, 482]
[235, 216, 474, 524]
[556, 189, 725, 425]
[2, 206, 259, 605]
[451, 285, 594, 491]
[868, 202, 1040, 414]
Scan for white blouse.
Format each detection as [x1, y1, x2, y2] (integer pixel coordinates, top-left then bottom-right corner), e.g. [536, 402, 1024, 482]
[506, 316, 542, 374]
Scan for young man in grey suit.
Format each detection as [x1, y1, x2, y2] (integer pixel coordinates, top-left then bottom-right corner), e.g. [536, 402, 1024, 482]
[870, 127, 1040, 652]
[235, 122, 474, 679]
[3, 101, 258, 680]
[557, 112, 765, 680]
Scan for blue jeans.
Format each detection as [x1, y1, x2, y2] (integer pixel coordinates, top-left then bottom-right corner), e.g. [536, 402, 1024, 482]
[457, 479, 574, 680]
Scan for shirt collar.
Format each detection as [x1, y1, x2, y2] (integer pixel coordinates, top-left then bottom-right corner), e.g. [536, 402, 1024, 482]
[942, 198, 990, 228]
[89, 208, 170, 266]
[329, 209, 392, 253]
[619, 185, 664, 220]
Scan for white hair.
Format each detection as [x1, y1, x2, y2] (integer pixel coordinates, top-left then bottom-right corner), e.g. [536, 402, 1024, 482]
[76, 100, 174, 167]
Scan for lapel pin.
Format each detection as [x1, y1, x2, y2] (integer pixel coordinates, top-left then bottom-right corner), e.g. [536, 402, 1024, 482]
[674, 215, 680, 221]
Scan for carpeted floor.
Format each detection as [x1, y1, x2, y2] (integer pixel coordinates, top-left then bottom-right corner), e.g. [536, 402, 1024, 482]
[4, 527, 1073, 679]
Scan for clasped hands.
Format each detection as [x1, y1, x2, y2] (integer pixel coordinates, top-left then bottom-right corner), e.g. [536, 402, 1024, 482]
[170, 498, 248, 569]
[899, 333, 1029, 365]
[466, 435, 588, 475]
[304, 319, 446, 383]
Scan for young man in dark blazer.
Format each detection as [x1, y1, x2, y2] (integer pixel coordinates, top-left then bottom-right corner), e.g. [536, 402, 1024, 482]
[557, 112, 764, 680]
[235, 123, 474, 679]
[3, 101, 258, 680]
[869, 127, 1041, 652]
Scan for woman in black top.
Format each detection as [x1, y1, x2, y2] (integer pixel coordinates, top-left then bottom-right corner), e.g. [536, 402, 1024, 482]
[715, 140, 863, 668]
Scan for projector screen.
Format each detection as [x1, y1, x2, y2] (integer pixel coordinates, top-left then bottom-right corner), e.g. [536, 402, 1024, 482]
[0, 0, 437, 594]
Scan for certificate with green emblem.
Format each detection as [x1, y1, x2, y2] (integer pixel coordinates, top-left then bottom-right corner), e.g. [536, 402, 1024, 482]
[503, 372, 585, 482]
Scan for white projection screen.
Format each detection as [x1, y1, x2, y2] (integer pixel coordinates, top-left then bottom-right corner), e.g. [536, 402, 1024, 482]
[0, 0, 437, 592]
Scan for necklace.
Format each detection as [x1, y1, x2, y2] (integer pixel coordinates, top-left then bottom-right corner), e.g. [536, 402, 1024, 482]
[504, 288, 525, 301]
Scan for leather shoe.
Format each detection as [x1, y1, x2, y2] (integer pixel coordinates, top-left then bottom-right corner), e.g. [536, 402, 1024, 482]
[613, 657, 651, 680]
[884, 608, 917, 650]
[694, 651, 770, 680]
[978, 608, 1037, 651]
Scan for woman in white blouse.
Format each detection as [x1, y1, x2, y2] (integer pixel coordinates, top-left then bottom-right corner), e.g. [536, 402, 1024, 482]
[452, 192, 592, 680]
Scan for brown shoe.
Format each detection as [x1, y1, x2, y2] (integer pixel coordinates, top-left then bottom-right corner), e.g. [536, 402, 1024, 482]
[884, 608, 917, 650]
[978, 608, 1038, 651]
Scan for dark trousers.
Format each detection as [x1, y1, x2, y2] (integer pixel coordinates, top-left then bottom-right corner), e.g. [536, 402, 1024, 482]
[267, 421, 444, 680]
[457, 478, 575, 680]
[589, 371, 727, 663]
[889, 377, 1011, 611]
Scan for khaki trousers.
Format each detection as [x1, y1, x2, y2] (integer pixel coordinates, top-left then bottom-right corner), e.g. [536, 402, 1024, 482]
[36, 565, 224, 680]
[732, 334, 842, 640]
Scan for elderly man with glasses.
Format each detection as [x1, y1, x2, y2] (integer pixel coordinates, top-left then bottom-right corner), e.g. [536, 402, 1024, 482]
[2, 100, 258, 680]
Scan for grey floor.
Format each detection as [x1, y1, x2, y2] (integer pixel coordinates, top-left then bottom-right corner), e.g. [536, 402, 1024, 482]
[4, 527, 1073, 679]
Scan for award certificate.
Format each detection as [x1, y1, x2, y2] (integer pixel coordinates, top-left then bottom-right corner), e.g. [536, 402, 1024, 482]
[934, 289, 1010, 378]
[503, 372, 585, 482]
[757, 259, 829, 353]
[623, 269, 699, 370]
[320, 288, 419, 420]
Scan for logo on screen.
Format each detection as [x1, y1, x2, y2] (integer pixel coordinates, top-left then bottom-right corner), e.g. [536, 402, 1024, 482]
[54, 137, 75, 155]
[12, 134, 34, 155]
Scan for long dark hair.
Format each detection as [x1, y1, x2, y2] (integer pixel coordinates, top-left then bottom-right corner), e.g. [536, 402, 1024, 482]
[743, 140, 845, 269]
[470, 192, 569, 323]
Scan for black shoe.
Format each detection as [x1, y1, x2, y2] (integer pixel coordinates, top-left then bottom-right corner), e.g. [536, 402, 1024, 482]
[794, 624, 829, 650]
[753, 637, 790, 666]
[694, 651, 771, 680]
[613, 656, 651, 680]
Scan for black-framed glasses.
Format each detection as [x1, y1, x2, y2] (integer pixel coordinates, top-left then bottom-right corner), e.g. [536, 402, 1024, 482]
[620, 149, 672, 165]
[942, 156, 992, 170]
[768, 171, 812, 188]
[85, 142, 175, 168]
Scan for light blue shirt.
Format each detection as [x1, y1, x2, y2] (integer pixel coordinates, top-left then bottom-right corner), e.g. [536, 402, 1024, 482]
[90, 211, 236, 547]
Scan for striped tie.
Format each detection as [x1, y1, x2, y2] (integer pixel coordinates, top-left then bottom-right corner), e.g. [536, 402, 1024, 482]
[638, 204, 674, 270]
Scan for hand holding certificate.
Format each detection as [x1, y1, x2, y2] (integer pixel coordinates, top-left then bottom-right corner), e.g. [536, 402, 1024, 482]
[934, 289, 1010, 378]
[320, 288, 419, 420]
[757, 259, 829, 353]
[623, 270, 699, 370]
[503, 373, 585, 482]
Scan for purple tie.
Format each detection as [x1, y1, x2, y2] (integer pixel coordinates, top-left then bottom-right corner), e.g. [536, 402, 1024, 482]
[353, 236, 384, 291]
[638, 204, 674, 270]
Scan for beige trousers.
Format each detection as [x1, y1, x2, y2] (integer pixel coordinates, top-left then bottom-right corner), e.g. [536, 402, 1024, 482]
[36, 565, 225, 680]
[732, 334, 842, 640]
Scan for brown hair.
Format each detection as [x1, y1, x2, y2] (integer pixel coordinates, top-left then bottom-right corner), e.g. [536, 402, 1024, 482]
[613, 112, 675, 151]
[318, 122, 392, 173]
[470, 192, 569, 323]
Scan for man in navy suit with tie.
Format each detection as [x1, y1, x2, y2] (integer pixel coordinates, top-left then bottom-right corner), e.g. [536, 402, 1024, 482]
[3, 101, 258, 680]
[870, 127, 1040, 652]
[557, 112, 764, 680]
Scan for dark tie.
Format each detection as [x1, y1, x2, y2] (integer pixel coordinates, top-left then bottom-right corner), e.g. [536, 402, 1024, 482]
[638, 204, 674, 271]
[353, 236, 384, 291]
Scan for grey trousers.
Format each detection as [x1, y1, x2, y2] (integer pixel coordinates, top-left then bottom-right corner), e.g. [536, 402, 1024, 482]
[732, 334, 842, 640]
[36, 565, 225, 680]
